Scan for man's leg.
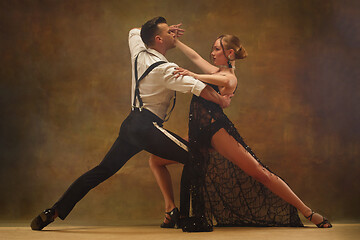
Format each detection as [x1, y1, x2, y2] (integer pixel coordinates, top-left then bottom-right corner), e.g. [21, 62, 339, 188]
[125, 109, 189, 164]
[140, 122, 189, 163]
[31, 135, 141, 230]
[53, 136, 141, 220]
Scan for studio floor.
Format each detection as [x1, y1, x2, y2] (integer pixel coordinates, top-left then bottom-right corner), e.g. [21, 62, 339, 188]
[0, 223, 359, 240]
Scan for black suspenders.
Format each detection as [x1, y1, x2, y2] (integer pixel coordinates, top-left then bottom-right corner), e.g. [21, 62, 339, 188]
[132, 52, 176, 121]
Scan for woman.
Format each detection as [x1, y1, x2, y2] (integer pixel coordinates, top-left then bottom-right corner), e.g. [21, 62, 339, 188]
[149, 33, 332, 231]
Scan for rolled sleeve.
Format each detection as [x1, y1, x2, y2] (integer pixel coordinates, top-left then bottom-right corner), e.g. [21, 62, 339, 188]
[162, 63, 206, 96]
[191, 79, 207, 96]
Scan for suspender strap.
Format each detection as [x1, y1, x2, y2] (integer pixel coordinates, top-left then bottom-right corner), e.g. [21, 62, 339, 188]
[164, 92, 176, 122]
[133, 52, 166, 110]
[133, 51, 177, 122]
[139, 61, 167, 82]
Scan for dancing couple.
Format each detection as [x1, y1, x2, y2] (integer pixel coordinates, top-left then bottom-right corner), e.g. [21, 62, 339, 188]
[31, 16, 331, 232]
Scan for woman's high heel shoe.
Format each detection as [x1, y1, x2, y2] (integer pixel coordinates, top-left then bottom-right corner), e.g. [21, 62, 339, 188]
[160, 207, 180, 228]
[305, 211, 332, 228]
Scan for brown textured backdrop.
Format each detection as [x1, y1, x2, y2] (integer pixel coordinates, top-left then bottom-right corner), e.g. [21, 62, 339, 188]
[0, 0, 359, 224]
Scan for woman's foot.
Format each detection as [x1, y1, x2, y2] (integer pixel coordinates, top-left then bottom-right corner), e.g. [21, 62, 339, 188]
[160, 207, 180, 228]
[305, 211, 332, 228]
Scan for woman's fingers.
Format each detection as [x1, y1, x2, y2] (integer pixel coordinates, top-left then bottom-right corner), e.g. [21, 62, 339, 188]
[173, 67, 190, 78]
[173, 69, 187, 75]
[173, 67, 184, 74]
[170, 23, 185, 37]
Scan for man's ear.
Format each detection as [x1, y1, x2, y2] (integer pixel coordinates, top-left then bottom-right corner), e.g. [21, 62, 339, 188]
[154, 35, 162, 44]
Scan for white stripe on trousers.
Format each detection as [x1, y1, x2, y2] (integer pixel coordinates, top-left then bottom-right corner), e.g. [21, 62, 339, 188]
[152, 122, 188, 152]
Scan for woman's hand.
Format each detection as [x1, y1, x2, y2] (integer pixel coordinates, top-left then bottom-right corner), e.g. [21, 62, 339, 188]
[169, 23, 185, 38]
[173, 67, 197, 78]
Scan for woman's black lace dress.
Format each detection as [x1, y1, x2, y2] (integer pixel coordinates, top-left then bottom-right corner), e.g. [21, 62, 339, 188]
[180, 85, 303, 232]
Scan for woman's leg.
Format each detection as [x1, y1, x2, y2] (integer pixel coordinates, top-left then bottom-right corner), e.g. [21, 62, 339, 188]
[149, 154, 179, 223]
[211, 128, 331, 227]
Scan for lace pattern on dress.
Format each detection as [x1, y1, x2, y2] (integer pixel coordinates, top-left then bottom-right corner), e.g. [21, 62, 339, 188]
[180, 87, 303, 232]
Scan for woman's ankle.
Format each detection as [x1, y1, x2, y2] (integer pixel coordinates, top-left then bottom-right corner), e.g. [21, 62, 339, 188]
[300, 207, 312, 218]
[165, 203, 176, 212]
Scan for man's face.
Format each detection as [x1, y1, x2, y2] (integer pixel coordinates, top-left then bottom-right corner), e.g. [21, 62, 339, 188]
[156, 23, 176, 50]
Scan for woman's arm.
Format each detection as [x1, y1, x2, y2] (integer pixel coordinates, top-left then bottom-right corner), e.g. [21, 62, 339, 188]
[176, 39, 219, 74]
[173, 67, 237, 91]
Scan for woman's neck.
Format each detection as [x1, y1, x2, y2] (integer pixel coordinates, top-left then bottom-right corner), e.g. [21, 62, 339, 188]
[217, 61, 236, 71]
[218, 66, 234, 74]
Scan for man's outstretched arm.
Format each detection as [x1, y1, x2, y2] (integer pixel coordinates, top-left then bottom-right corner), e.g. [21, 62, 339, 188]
[163, 64, 232, 109]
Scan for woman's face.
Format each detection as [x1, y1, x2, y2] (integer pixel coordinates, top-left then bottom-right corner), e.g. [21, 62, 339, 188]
[211, 38, 228, 66]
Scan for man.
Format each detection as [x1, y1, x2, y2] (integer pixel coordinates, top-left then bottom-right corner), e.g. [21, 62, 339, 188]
[30, 16, 231, 230]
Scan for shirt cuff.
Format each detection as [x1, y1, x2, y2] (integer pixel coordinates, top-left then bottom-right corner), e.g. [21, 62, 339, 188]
[191, 80, 207, 96]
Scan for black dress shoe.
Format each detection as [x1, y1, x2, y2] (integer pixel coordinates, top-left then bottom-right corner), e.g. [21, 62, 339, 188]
[30, 208, 56, 230]
[160, 207, 180, 228]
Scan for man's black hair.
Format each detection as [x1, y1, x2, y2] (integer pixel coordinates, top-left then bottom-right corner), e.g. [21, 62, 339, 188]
[141, 16, 167, 46]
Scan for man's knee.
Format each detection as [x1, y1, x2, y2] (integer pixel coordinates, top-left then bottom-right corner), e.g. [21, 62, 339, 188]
[91, 164, 117, 181]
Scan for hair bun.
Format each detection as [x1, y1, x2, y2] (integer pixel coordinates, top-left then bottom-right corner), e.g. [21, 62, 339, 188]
[218, 34, 248, 60]
[235, 46, 247, 59]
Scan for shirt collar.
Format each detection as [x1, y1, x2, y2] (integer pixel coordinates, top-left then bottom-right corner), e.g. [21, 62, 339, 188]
[146, 47, 168, 62]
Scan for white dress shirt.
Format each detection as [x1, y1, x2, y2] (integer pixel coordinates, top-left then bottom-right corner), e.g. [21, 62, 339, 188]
[128, 29, 206, 120]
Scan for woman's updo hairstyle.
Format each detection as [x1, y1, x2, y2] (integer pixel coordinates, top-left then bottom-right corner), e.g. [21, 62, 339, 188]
[220, 34, 247, 59]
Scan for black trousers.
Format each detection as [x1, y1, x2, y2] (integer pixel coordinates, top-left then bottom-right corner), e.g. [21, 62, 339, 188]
[52, 108, 189, 220]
